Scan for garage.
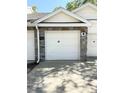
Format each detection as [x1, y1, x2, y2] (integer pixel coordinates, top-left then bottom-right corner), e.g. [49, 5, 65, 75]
[27, 30, 35, 61]
[45, 30, 80, 60]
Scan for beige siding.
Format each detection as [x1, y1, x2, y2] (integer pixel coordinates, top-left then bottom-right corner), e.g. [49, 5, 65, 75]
[87, 34, 97, 56]
[87, 20, 97, 56]
[44, 12, 80, 22]
[27, 30, 35, 61]
[74, 7, 96, 19]
[88, 20, 97, 33]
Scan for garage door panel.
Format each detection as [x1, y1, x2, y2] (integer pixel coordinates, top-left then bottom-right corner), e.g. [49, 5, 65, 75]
[46, 54, 79, 60]
[45, 31, 80, 60]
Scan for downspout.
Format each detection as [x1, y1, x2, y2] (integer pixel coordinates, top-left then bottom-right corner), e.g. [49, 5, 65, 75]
[35, 25, 40, 63]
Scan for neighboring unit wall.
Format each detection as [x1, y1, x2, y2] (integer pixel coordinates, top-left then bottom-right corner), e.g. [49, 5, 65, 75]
[87, 20, 97, 56]
[73, 4, 97, 57]
[74, 6, 97, 19]
[27, 30, 35, 63]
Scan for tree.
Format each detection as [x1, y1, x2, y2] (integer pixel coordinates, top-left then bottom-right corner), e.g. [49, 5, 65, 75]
[53, 6, 63, 11]
[66, 0, 83, 11]
[32, 5, 37, 13]
[66, 0, 97, 11]
[83, 0, 97, 5]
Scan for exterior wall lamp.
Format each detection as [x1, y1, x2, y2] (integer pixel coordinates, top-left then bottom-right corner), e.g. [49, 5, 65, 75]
[81, 32, 86, 36]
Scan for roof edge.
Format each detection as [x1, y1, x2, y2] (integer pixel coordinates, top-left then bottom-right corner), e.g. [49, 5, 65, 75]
[72, 3, 97, 13]
[33, 8, 89, 24]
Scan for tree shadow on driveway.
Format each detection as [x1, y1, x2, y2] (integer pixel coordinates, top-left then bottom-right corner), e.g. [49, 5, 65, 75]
[27, 60, 97, 93]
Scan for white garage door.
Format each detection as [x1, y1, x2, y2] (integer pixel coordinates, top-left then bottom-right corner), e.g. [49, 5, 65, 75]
[27, 31, 35, 60]
[45, 30, 80, 60]
[87, 34, 97, 56]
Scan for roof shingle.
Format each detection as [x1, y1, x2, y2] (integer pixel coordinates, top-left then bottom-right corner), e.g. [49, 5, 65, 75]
[27, 13, 49, 22]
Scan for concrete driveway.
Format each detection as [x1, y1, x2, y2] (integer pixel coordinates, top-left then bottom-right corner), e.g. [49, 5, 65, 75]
[27, 60, 97, 93]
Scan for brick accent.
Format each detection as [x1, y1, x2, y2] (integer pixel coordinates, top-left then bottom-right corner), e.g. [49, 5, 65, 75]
[39, 31, 45, 61]
[80, 28, 87, 61]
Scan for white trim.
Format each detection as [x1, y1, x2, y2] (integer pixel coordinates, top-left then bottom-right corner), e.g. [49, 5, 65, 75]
[72, 3, 97, 13]
[37, 23, 90, 27]
[33, 8, 89, 24]
[27, 23, 91, 27]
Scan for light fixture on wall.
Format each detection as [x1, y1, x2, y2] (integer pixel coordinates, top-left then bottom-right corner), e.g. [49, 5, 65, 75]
[81, 32, 86, 36]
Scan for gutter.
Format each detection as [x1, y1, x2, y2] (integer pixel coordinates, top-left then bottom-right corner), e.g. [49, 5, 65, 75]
[35, 25, 40, 63]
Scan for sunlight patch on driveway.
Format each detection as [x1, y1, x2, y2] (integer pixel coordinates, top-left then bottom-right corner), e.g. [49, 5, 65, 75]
[27, 61, 97, 93]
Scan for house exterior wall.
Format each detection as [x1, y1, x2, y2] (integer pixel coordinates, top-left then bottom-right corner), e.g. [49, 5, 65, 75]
[87, 20, 97, 56]
[74, 6, 97, 19]
[44, 12, 80, 22]
[73, 5, 97, 57]
[27, 28, 38, 63]
[27, 4, 97, 62]
[27, 25, 96, 61]
[87, 33, 97, 56]
[27, 30, 35, 63]
[88, 20, 97, 33]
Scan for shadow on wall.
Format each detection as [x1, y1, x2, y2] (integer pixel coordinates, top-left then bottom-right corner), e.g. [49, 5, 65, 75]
[27, 60, 97, 93]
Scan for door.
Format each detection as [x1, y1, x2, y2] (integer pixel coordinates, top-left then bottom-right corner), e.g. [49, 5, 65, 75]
[27, 30, 35, 60]
[45, 30, 80, 60]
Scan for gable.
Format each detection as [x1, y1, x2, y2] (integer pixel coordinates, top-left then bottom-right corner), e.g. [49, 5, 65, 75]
[34, 8, 89, 24]
[73, 3, 97, 19]
[44, 12, 80, 22]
